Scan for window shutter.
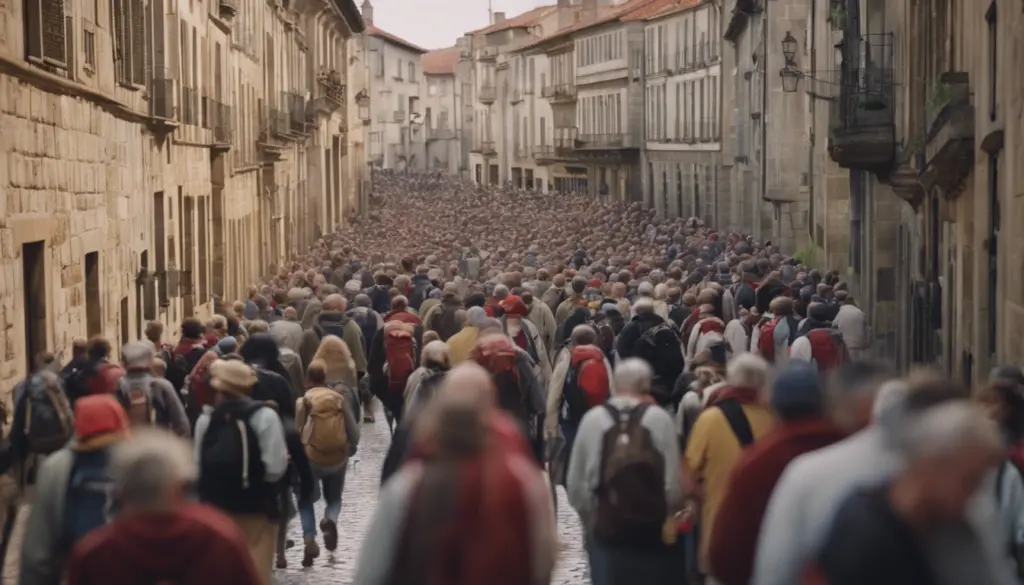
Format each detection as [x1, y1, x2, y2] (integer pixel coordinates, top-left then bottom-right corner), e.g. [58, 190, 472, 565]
[131, 0, 145, 84]
[64, 14, 75, 78]
[112, 0, 127, 81]
[28, 0, 68, 67]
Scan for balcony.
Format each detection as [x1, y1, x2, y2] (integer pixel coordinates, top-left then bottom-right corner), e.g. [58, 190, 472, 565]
[471, 141, 496, 156]
[390, 143, 408, 159]
[827, 35, 896, 176]
[426, 127, 455, 141]
[479, 84, 496, 104]
[376, 111, 387, 123]
[532, 145, 556, 165]
[554, 128, 578, 156]
[258, 108, 287, 159]
[313, 68, 345, 116]
[150, 66, 177, 122]
[281, 92, 306, 135]
[919, 72, 974, 198]
[393, 110, 406, 123]
[271, 107, 290, 139]
[210, 100, 233, 149]
[181, 86, 199, 126]
[479, 46, 499, 61]
[459, 47, 471, 60]
[510, 88, 523, 104]
[700, 118, 720, 142]
[542, 83, 577, 104]
[219, 0, 238, 19]
[577, 133, 625, 149]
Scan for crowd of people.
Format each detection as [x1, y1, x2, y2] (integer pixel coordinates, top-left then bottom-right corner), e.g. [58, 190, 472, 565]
[0, 171, 1021, 585]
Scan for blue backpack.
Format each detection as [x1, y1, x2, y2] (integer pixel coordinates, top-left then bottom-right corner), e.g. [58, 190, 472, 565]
[62, 449, 115, 549]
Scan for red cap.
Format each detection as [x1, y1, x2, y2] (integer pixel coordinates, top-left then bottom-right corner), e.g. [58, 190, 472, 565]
[74, 394, 130, 451]
[500, 296, 529, 317]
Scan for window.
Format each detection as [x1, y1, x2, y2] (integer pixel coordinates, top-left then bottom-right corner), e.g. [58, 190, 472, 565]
[395, 58, 403, 80]
[26, 0, 69, 70]
[408, 61, 416, 82]
[82, 21, 96, 70]
[111, 0, 146, 86]
[374, 50, 384, 77]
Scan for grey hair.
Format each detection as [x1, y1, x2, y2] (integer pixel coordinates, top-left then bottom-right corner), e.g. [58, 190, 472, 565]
[421, 340, 450, 367]
[633, 297, 656, 314]
[726, 353, 769, 390]
[466, 306, 488, 327]
[493, 284, 510, 300]
[122, 342, 155, 369]
[570, 324, 598, 346]
[872, 379, 909, 421]
[896, 401, 1002, 463]
[478, 318, 504, 334]
[111, 429, 195, 511]
[613, 358, 652, 395]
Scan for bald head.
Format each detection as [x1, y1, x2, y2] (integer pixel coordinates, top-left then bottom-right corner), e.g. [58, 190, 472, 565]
[437, 363, 496, 410]
[322, 294, 347, 312]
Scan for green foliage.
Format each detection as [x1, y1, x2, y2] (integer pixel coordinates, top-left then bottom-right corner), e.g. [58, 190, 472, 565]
[793, 241, 820, 267]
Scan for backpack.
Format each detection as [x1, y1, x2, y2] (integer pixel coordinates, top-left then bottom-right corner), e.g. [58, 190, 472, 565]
[698, 318, 726, 336]
[166, 345, 201, 391]
[116, 377, 160, 427]
[300, 388, 349, 468]
[757, 315, 799, 362]
[805, 328, 850, 373]
[346, 308, 380, 354]
[383, 321, 418, 398]
[408, 281, 433, 311]
[561, 345, 610, 425]
[369, 286, 391, 314]
[414, 369, 447, 407]
[717, 398, 755, 447]
[593, 403, 667, 548]
[473, 336, 525, 420]
[61, 450, 114, 550]
[636, 323, 681, 372]
[23, 371, 75, 455]
[62, 366, 90, 407]
[185, 358, 215, 420]
[197, 400, 275, 515]
[434, 303, 461, 342]
[85, 362, 124, 396]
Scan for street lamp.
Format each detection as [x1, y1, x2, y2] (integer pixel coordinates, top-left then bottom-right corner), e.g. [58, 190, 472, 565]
[780, 31, 801, 93]
[355, 90, 370, 125]
[781, 31, 797, 65]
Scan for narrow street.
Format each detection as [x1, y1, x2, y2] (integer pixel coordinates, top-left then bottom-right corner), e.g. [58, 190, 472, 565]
[275, 404, 590, 585]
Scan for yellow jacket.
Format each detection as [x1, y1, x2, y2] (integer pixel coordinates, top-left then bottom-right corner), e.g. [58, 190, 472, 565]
[447, 325, 480, 365]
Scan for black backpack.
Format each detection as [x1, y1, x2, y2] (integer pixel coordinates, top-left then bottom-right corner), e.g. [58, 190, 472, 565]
[408, 282, 433, 311]
[369, 286, 390, 314]
[165, 346, 200, 392]
[23, 372, 75, 455]
[636, 323, 681, 366]
[197, 400, 277, 517]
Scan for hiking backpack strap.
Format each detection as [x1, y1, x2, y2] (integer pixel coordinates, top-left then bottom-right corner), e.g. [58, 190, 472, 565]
[716, 398, 755, 447]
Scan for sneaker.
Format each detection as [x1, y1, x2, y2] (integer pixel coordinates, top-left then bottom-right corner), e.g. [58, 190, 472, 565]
[320, 518, 339, 552]
[302, 536, 320, 568]
[276, 556, 288, 569]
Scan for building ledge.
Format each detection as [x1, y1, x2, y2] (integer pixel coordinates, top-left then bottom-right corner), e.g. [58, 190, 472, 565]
[920, 72, 974, 199]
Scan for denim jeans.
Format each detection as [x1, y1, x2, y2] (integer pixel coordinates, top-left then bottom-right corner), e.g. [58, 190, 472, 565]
[298, 463, 347, 538]
[586, 534, 686, 585]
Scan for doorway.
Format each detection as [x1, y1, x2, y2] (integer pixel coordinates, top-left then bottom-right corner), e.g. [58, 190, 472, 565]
[85, 252, 101, 337]
[154, 191, 167, 307]
[21, 241, 46, 373]
[120, 296, 129, 347]
[183, 197, 195, 317]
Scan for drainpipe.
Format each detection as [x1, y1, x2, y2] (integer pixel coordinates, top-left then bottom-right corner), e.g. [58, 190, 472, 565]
[808, 0, 816, 253]
[759, 8, 768, 242]
[846, 0, 863, 297]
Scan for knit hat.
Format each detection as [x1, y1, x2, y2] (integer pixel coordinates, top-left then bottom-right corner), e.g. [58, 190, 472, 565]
[770, 362, 824, 419]
[74, 394, 130, 452]
[215, 336, 238, 356]
[210, 360, 258, 396]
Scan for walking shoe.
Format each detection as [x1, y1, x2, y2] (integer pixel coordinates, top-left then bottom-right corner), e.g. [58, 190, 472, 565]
[363, 415, 375, 423]
[320, 518, 339, 552]
[302, 536, 320, 568]
[276, 556, 287, 569]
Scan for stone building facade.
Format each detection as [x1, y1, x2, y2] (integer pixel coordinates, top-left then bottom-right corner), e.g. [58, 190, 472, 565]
[1, 0, 362, 395]
[421, 46, 463, 174]
[361, 1, 426, 172]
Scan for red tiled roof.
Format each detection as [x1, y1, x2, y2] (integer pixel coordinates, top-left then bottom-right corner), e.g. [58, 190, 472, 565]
[470, 5, 557, 35]
[634, 0, 705, 21]
[366, 25, 428, 54]
[422, 46, 460, 75]
[516, 0, 657, 52]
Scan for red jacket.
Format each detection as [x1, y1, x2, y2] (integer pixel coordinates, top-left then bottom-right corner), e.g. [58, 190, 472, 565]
[708, 419, 846, 585]
[67, 503, 260, 585]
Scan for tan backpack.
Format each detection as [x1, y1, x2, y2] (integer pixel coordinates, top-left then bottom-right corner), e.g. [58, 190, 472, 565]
[300, 387, 349, 468]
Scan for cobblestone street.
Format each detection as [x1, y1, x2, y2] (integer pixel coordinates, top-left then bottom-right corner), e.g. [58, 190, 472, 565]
[275, 404, 590, 585]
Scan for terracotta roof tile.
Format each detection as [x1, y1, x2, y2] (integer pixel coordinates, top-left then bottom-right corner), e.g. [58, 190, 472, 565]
[422, 46, 460, 75]
[516, 0, 657, 51]
[366, 25, 428, 54]
[471, 5, 557, 35]
[636, 0, 705, 20]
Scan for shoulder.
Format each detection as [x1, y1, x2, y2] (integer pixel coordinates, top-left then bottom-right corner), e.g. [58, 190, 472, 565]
[177, 502, 254, 546]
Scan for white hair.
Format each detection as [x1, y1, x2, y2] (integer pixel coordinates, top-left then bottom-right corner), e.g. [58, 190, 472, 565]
[897, 401, 1002, 463]
[493, 284, 510, 299]
[122, 342, 155, 369]
[110, 429, 195, 511]
[633, 297, 656, 314]
[613, 358, 652, 395]
[872, 379, 909, 421]
[726, 353, 769, 390]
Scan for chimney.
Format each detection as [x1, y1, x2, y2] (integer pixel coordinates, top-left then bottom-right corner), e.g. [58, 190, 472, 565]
[557, 0, 572, 29]
[582, 0, 598, 23]
[361, 0, 374, 25]
[493, 11, 506, 24]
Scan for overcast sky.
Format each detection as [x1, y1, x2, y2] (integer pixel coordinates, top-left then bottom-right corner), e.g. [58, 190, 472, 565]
[367, 0, 546, 50]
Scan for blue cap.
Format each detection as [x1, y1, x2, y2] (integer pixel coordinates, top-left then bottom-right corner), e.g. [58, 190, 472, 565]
[770, 362, 824, 418]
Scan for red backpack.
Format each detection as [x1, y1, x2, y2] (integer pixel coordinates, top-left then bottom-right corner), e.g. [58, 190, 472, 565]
[86, 362, 126, 395]
[472, 336, 525, 421]
[383, 321, 418, 397]
[757, 317, 781, 361]
[562, 345, 611, 425]
[698, 318, 726, 336]
[805, 329, 850, 373]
